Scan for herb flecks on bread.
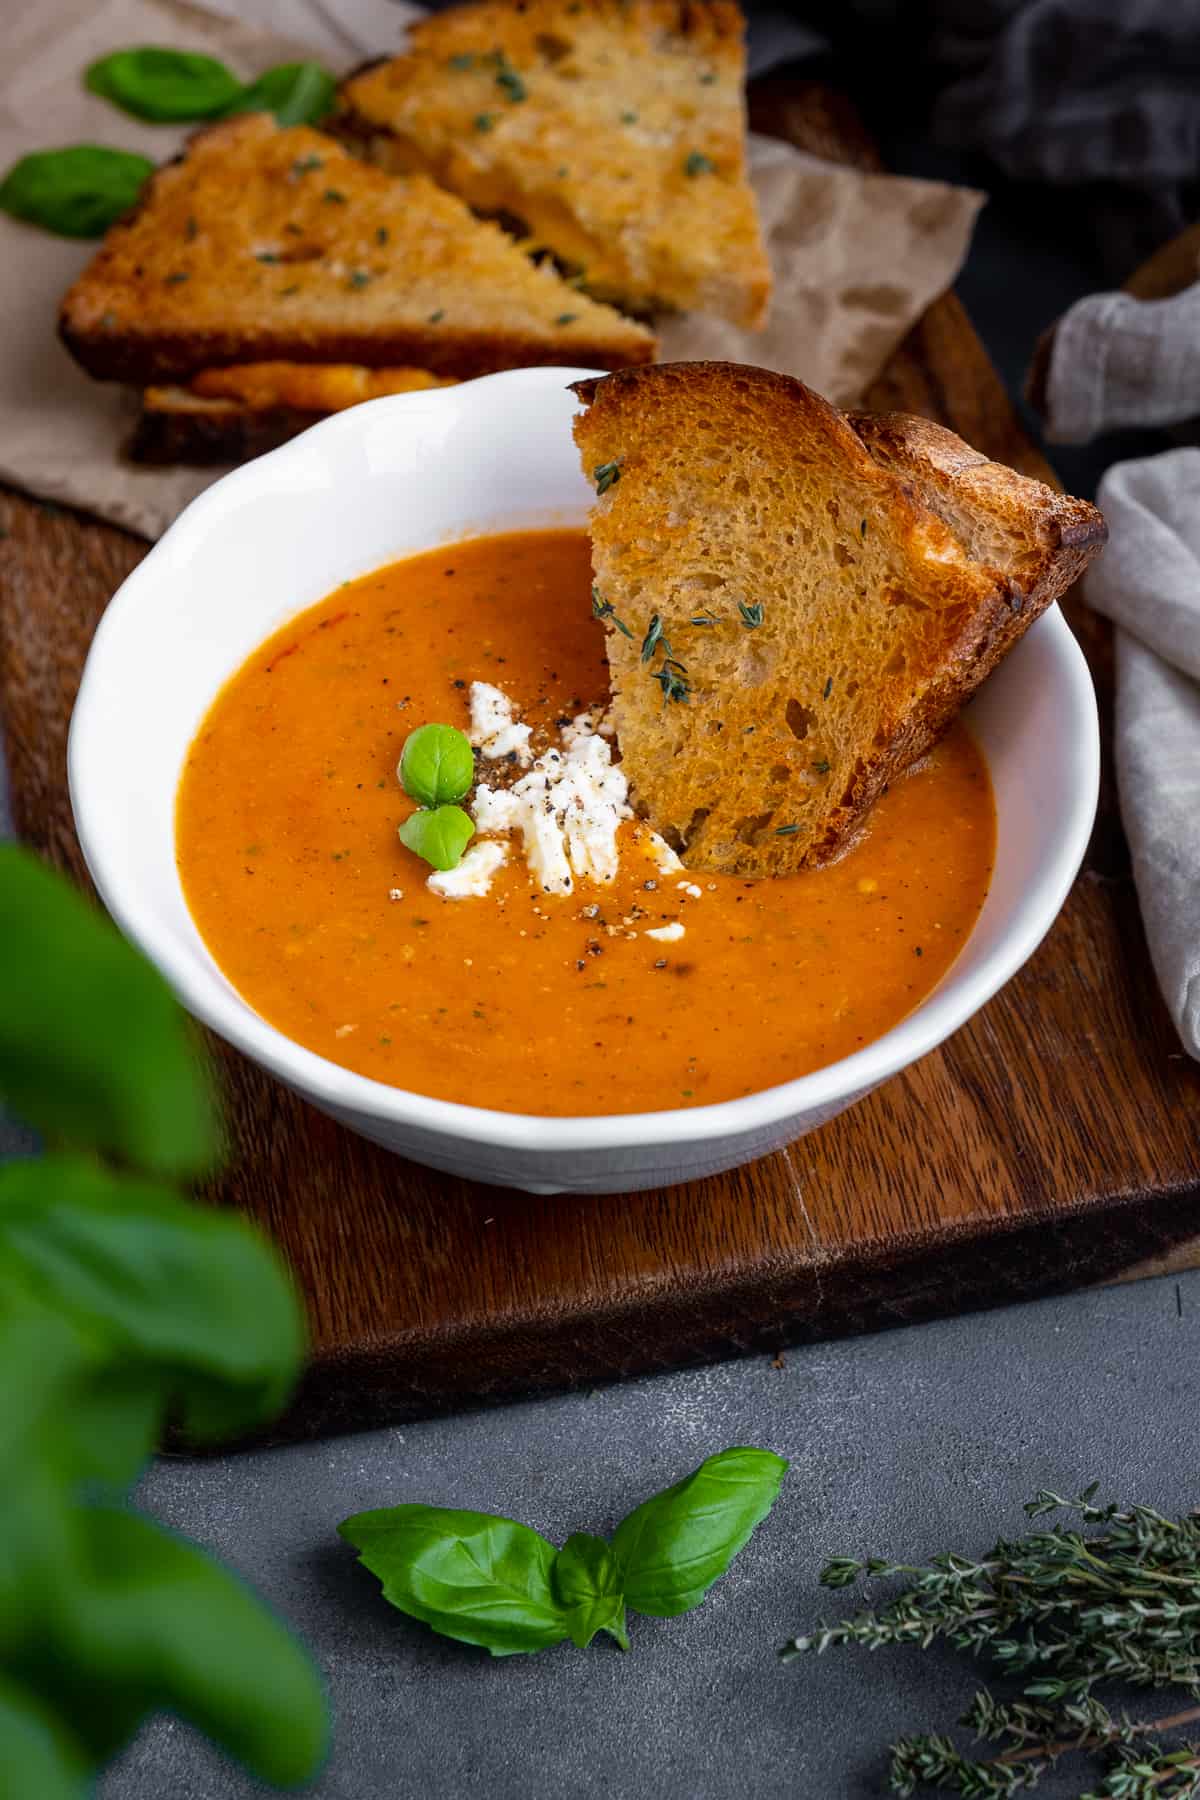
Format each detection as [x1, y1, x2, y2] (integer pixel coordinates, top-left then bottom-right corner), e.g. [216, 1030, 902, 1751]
[340, 0, 769, 328]
[60, 114, 655, 385]
[572, 361, 1107, 877]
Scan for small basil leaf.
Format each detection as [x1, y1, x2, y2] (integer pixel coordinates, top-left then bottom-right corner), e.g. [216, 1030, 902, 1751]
[338, 1505, 571, 1656]
[398, 804, 475, 871]
[0, 147, 154, 238]
[554, 1532, 629, 1651]
[85, 48, 242, 122]
[0, 1154, 305, 1443]
[612, 1447, 788, 1618]
[0, 848, 217, 1175]
[399, 723, 475, 808]
[225, 62, 337, 127]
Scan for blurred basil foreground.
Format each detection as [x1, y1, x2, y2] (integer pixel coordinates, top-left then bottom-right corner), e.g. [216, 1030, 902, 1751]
[0, 845, 329, 1796]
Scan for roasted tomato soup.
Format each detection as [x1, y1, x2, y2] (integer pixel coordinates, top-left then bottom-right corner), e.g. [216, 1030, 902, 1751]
[177, 529, 995, 1115]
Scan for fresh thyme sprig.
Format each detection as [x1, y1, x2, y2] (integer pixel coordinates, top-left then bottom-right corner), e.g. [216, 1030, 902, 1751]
[782, 1489, 1200, 1797]
[889, 1694, 1200, 1798]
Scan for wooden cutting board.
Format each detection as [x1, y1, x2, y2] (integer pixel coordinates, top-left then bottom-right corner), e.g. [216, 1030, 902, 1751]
[3, 82, 1199, 1442]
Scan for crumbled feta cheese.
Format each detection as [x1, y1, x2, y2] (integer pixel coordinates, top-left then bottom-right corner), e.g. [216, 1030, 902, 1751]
[676, 881, 703, 900]
[427, 838, 509, 899]
[468, 681, 532, 765]
[645, 921, 685, 943]
[644, 832, 684, 874]
[388, 888, 404, 901]
[472, 712, 631, 895]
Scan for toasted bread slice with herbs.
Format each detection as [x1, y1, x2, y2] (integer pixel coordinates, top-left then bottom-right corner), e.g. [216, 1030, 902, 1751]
[60, 114, 655, 384]
[573, 361, 1107, 876]
[130, 362, 456, 464]
[339, 0, 770, 327]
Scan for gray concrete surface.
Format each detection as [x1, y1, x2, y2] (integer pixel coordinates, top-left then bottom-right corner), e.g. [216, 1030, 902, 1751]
[103, 1271, 1198, 1799]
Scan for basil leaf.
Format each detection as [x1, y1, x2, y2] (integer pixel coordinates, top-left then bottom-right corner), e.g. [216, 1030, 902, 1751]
[0, 146, 153, 238]
[0, 848, 217, 1177]
[397, 804, 475, 871]
[0, 1677, 88, 1800]
[612, 1447, 789, 1618]
[399, 723, 475, 808]
[225, 62, 337, 127]
[49, 1509, 328, 1784]
[85, 48, 241, 122]
[338, 1505, 571, 1656]
[0, 1155, 305, 1442]
[554, 1532, 629, 1650]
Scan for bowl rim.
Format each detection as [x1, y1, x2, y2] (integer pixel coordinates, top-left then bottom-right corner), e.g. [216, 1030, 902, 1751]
[68, 367, 1100, 1157]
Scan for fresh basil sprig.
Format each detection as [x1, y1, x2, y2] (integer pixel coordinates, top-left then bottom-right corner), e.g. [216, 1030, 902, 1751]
[0, 146, 153, 238]
[224, 62, 337, 128]
[397, 721, 477, 870]
[84, 46, 336, 126]
[339, 1447, 788, 1658]
[85, 48, 243, 121]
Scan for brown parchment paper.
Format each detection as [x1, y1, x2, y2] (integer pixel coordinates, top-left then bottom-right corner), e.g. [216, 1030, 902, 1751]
[0, 0, 984, 541]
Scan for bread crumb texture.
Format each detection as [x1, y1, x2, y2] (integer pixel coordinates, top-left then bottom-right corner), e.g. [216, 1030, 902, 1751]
[341, 0, 770, 326]
[573, 360, 1107, 876]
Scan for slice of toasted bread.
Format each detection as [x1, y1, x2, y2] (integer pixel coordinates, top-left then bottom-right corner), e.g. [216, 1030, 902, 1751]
[60, 114, 655, 384]
[572, 361, 1107, 876]
[130, 363, 457, 464]
[339, 0, 770, 327]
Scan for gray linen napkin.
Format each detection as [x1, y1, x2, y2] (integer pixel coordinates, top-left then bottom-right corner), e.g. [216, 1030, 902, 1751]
[1039, 276, 1200, 1058]
[1043, 285, 1200, 445]
[1084, 446, 1200, 1060]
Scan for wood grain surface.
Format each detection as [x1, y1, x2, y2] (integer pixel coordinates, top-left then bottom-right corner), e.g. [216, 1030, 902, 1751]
[2, 83, 1199, 1441]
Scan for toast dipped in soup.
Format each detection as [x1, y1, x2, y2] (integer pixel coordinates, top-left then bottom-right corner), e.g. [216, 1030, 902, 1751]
[573, 361, 1106, 875]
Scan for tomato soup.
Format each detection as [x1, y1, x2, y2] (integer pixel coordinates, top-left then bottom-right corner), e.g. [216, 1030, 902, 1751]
[176, 529, 994, 1116]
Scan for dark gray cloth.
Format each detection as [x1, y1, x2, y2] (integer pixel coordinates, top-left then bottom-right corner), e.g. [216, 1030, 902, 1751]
[931, 0, 1200, 189]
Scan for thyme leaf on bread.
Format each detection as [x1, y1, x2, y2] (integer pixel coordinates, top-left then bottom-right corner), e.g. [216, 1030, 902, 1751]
[593, 460, 622, 494]
[592, 587, 634, 639]
[641, 613, 670, 664]
[739, 601, 764, 630]
[782, 1488, 1200, 1796]
[651, 658, 691, 706]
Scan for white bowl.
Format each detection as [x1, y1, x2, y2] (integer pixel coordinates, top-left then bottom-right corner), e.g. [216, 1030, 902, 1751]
[69, 366, 1099, 1195]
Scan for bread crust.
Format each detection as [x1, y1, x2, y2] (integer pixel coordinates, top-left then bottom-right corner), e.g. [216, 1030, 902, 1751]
[128, 391, 322, 464]
[572, 361, 1107, 875]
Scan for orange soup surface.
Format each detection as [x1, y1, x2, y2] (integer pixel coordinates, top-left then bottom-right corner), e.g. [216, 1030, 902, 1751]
[177, 530, 995, 1116]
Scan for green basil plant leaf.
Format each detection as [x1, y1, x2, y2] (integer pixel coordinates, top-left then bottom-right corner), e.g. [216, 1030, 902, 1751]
[554, 1532, 629, 1651]
[398, 804, 475, 872]
[0, 1676, 89, 1800]
[225, 62, 337, 127]
[612, 1447, 789, 1618]
[338, 1505, 571, 1656]
[399, 723, 475, 809]
[44, 1509, 328, 1783]
[0, 1154, 305, 1443]
[0, 847, 217, 1176]
[85, 48, 242, 122]
[0, 147, 153, 238]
